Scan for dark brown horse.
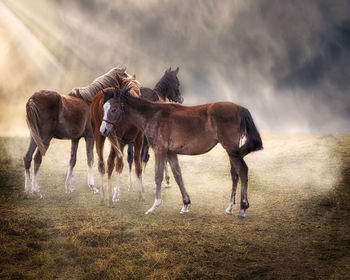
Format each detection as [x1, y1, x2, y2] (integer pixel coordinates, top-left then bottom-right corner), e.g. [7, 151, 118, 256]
[100, 87, 263, 219]
[24, 67, 126, 197]
[127, 67, 183, 185]
[90, 75, 144, 207]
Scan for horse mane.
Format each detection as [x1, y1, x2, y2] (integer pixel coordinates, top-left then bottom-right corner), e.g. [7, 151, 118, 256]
[154, 72, 169, 94]
[69, 66, 130, 103]
[119, 75, 141, 97]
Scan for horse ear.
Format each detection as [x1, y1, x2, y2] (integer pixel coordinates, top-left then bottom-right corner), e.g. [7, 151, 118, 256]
[132, 74, 136, 79]
[166, 67, 171, 73]
[103, 88, 114, 103]
[174, 67, 179, 74]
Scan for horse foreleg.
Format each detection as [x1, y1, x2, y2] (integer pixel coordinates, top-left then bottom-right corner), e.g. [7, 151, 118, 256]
[145, 151, 165, 215]
[167, 152, 190, 214]
[127, 144, 133, 188]
[164, 161, 171, 187]
[23, 137, 37, 196]
[225, 163, 238, 215]
[96, 136, 106, 205]
[230, 153, 249, 219]
[134, 134, 145, 200]
[107, 146, 116, 207]
[111, 142, 125, 204]
[65, 139, 79, 193]
[85, 136, 98, 194]
[141, 136, 150, 172]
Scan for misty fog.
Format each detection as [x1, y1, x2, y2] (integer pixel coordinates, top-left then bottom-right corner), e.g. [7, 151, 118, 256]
[0, 0, 349, 135]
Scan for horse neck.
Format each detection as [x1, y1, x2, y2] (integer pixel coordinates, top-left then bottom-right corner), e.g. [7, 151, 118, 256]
[123, 95, 157, 131]
[154, 79, 168, 101]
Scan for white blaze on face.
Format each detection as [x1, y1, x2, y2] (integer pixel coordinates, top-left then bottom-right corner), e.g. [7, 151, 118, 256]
[100, 102, 111, 134]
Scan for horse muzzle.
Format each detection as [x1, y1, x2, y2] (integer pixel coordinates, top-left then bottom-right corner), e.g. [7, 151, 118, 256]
[100, 122, 113, 136]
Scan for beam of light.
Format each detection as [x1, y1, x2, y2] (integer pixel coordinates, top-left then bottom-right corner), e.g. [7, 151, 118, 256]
[3, 0, 90, 66]
[0, 1, 65, 79]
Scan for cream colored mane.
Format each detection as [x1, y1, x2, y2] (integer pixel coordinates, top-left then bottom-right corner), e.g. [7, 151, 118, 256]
[69, 67, 131, 103]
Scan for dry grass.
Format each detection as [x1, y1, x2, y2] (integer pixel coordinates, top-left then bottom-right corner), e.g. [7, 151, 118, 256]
[0, 134, 349, 279]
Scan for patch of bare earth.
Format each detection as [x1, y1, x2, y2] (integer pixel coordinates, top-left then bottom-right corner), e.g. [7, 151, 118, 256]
[0, 135, 349, 279]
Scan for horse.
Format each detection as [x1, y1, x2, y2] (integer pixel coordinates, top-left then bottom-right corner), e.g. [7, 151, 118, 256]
[23, 67, 128, 198]
[90, 75, 144, 207]
[100, 86, 263, 219]
[127, 67, 183, 186]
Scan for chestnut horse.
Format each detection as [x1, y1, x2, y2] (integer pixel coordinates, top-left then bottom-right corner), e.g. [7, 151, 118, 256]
[90, 75, 144, 207]
[101, 87, 263, 219]
[127, 67, 183, 185]
[24, 67, 127, 197]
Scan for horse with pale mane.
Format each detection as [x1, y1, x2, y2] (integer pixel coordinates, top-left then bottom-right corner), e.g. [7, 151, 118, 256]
[24, 67, 128, 198]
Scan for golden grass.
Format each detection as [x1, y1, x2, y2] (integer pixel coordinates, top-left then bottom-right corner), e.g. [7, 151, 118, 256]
[0, 134, 349, 279]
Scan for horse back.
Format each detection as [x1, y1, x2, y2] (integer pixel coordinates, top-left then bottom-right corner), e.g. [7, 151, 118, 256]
[140, 88, 160, 102]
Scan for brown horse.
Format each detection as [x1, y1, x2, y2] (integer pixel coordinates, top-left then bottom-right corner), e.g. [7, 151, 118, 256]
[24, 67, 127, 197]
[127, 67, 183, 185]
[90, 75, 144, 207]
[100, 87, 263, 219]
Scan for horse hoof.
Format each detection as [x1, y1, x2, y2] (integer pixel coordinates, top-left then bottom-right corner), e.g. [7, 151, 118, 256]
[225, 210, 233, 215]
[237, 214, 245, 219]
[92, 187, 99, 195]
[33, 192, 43, 199]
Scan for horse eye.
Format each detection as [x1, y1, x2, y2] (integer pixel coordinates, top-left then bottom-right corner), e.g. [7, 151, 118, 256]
[111, 108, 117, 113]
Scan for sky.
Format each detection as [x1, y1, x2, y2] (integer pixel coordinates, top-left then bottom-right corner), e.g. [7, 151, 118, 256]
[0, 0, 349, 135]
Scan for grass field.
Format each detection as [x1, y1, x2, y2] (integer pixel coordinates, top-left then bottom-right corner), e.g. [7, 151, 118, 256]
[0, 134, 349, 279]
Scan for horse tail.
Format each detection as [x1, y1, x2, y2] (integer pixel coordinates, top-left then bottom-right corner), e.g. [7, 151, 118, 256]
[239, 108, 263, 157]
[26, 98, 47, 156]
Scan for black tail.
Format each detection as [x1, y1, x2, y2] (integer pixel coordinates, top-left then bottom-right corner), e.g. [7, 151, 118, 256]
[239, 108, 263, 157]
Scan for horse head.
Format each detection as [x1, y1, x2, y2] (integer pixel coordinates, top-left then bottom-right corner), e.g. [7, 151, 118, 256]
[164, 67, 184, 104]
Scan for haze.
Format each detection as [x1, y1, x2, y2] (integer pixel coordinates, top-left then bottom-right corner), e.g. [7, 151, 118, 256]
[0, 0, 349, 136]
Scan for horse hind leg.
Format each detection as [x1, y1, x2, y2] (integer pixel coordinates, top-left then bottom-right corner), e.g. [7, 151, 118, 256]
[225, 164, 238, 215]
[228, 150, 249, 219]
[23, 137, 37, 196]
[65, 139, 79, 193]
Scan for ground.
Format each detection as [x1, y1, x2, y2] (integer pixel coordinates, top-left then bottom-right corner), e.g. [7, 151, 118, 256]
[0, 134, 349, 279]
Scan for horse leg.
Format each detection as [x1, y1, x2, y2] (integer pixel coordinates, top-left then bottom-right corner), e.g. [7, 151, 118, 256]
[127, 144, 133, 189]
[167, 152, 191, 213]
[65, 139, 79, 193]
[225, 163, 238, 215]
[145, 151, 166, 214]
[85, 136, 98, 194]
[32, 138, 50, 199]
[96, 135, 106, 205]
[23, 137, 37, 196]
[107, 145, 116, 207]
[164, 161, 171, 187]
[113, 144, 125, 203]
[141, 136, 150, 171]
[133, 134, 145, 200]
[229, 151, 249, 219]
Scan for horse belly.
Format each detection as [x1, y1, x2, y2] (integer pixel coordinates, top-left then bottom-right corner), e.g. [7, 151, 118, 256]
[170, 134, 217, 155]
[54, 98, 89, 139]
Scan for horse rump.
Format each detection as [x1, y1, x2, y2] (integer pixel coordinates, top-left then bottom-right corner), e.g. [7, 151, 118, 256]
[26, 98, 47, 156]
[239, 108, 263, 157]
